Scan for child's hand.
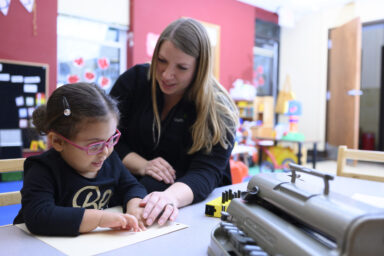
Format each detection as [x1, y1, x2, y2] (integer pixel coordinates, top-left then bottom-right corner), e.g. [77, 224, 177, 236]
[99, 211, 140, 232]
[126, 198, 147, 231]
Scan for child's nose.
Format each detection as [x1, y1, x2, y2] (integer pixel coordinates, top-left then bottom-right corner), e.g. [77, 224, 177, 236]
[98, 144, 109, 156]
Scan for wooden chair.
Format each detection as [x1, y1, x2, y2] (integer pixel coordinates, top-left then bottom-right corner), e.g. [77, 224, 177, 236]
[337, 145, 384, 182]
[0, 158, 25, 206]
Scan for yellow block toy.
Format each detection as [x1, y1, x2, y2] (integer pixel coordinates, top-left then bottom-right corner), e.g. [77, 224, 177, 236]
[205, 189, 242, 218]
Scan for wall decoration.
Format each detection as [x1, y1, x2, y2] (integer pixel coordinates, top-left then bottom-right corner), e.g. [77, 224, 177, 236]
[35, 92, 45, 105]
[67, 74, 80, 84]
[0, 0, 11, 16]
[19, 0, 34, 13]
[200, 20, 221, 80]
[97, 57, 110, 70]
[146, 32, 159, 57]
[84, 70, 96, 82]
[0, 60, 46, 125]
[98, 76, 111, 89]
[73, 57, 85, 68]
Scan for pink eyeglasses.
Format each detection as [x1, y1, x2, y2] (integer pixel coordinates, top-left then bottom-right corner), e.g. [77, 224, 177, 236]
[55, 129, 121, 155]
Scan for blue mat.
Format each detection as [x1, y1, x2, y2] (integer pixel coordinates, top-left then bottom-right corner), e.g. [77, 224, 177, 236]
[0, 181, 23, 226]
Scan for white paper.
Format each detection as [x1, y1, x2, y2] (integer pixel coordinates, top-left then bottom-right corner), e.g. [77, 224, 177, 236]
[24, 76, 40, 83]
[19, 119, 28, 128]
[16, 211, 188, 256]
[26, 97, 34, 106]
[0, 73, 10, 81]
[24, 84, 38, 93]
[15, 96, 24, 106]
[28, 107, 35, 117]
[11, 75, 24, 83]
[352, 193, 384, 208]
[19, 108, 27, 118]
[0, 129, 22, 146]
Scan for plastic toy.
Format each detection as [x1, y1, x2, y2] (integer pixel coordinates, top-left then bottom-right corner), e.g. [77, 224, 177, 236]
[259, 144, 297, 172]
[205, 189, 242, 218]
[230, 159, 249, 184]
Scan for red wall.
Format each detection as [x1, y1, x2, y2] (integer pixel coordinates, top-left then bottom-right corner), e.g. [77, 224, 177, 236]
[0, 0, 57, 95]
[255, 7, 278, 24]
[129, 0, 277, 90]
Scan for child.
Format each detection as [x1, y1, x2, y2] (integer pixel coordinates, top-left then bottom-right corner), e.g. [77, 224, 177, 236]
[14, 82, 148, 236]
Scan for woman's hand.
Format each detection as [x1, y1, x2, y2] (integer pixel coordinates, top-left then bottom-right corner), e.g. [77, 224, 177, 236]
[140, 191, 179, 226]
[98, 211, 141, 232]
[141, 157, 176, 184]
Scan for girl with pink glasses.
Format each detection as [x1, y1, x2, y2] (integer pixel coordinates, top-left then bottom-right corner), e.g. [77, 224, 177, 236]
[14, 82, 148, 236]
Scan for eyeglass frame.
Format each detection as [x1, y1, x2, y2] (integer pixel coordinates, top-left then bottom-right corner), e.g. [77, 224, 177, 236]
[53, 129, 121, 155]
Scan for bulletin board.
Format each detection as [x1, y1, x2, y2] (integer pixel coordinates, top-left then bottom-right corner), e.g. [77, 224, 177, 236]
[0, 59, 48, 148]
[200, 20, 221, 80]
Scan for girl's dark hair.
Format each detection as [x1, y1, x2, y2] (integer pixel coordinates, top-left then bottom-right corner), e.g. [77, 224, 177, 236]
[32, 82, 119, 139]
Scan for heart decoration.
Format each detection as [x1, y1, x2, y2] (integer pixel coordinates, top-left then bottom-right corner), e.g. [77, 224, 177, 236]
[67, 75, 80, 84]
[98, 76, 111, 89]
[84, 71, 96, 82]
[73, 57, 84, 67]
[97, 58, 109, 70]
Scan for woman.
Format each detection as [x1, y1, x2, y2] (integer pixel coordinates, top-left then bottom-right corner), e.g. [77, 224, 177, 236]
[110, 18, 239, 226]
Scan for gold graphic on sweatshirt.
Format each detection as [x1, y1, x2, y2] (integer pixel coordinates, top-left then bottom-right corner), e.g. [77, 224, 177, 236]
[72, 186, 112, 209]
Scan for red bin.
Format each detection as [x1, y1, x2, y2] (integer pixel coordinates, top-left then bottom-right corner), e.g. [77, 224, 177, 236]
[361, 133, 375, 150]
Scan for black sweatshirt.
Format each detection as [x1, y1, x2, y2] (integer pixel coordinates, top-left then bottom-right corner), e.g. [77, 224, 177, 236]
[110, 64, 233, 203]
[14, 149, 147, 236]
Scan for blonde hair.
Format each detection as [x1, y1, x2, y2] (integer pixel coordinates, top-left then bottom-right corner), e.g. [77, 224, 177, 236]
[149, 18, 239, 154]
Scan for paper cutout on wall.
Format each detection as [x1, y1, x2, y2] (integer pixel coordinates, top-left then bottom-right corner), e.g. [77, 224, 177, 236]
[98, 76, 111, 89]
[24, 76, 40, 83]
[253, 65, 265, 87]
[146, 32, 159, 57]
[35, 92, 45, 105]
[24, 84, 38, 93]
[19, 119, 28, 128]
[67, 74, 80, 84]
[0, 73, 10, 81]
[19, 108, 27, 118]
[0, 0, 11, 16]
[11, 75, 23, 83]
[97, 57, 110, 70]
[73, 57, 85, 67]
[27, 107, 35, 117]
[84, 70, 96, 82]
[15, 96, 24, 107]
[26, 96, 34, 106]
[19, 0, 34, 13]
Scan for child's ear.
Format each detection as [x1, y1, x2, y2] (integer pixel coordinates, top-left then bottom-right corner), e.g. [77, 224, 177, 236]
[48, 132, 65, 152]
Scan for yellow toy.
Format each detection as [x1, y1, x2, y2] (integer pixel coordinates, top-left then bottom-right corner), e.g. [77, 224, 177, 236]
[29, 140, 46, 151]
[205, 189, 242, 218]
[260, 145, 297, 172]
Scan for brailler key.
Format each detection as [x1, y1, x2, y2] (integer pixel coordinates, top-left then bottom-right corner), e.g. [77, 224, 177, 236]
[242, 245, 263, 253]
[220, 221, 234, 227]
[248, 251, 268, 256]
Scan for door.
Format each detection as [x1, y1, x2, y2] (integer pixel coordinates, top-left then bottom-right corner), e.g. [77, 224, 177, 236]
[327, 18, 362, 149]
